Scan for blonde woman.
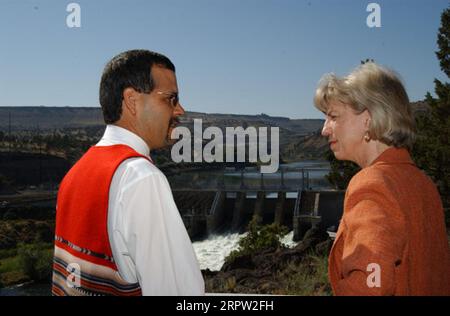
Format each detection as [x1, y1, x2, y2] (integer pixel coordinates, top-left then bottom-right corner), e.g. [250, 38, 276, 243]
[314, 62, 450, 295]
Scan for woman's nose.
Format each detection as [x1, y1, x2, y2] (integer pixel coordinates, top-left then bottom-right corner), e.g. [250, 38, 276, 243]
[322, 119, 331, 137]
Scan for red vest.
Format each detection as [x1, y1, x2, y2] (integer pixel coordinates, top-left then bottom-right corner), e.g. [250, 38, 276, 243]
[52, 144, 151, 296]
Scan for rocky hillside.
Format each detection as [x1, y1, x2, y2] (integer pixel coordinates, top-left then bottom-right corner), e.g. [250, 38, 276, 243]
[0, 101, 428, 161]
[0, 107, 104, 131]
[0, 106, 326, 161]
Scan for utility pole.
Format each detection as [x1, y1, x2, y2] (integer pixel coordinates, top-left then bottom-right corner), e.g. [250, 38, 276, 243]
[8, 111, 11, 153]
[38, 124, 42, 186]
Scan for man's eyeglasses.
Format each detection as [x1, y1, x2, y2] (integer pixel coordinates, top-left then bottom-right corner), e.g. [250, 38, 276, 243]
[156, 91, 179, 108]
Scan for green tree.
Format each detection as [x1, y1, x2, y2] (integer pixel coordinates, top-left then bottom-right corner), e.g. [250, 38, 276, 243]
[413, 8, 450, 220]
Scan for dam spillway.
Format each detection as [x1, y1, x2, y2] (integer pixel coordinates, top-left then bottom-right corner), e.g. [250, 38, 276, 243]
[173, 189, 344, 241]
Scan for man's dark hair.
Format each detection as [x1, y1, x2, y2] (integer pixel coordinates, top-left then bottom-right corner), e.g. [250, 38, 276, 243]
[99, 49, 175, 123]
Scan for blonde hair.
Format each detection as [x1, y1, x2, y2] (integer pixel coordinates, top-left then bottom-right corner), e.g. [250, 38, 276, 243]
[314, 62, 416, 151]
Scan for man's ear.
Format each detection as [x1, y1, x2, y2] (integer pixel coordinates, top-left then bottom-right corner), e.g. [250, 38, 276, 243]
[123, 88, 138, 116]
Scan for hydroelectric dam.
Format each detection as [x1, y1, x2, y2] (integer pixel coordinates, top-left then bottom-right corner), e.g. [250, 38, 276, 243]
[171, 167, 345, 241]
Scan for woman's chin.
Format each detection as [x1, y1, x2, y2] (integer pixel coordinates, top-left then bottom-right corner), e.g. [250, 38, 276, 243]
[333, 151, 344, 161]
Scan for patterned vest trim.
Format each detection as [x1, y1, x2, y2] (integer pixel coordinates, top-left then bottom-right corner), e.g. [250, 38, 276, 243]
[52, 144, 151, 296]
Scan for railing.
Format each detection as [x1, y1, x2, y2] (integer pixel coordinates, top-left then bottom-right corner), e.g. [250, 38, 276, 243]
[209, 191, 222, 216]
[294, 189, 302, 217]
[170, 167, 330, 192]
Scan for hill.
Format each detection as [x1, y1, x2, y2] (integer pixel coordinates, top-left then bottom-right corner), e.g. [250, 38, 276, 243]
[0, 101, 428, 162]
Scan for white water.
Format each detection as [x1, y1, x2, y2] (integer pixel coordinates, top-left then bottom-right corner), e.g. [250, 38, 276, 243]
[192, 231, 299, 271]
[280, 231, 298, 248]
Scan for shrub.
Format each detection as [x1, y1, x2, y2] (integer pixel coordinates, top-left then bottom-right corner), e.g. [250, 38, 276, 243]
[35, 222, 54, 243]
[280, 251, 332, 296]
[0, 248, 18, 260]
[3, 210, 18, 220]
[17, 243, 53, 282]
[0, 231, 17, 250]
[225, 215, 288, 264]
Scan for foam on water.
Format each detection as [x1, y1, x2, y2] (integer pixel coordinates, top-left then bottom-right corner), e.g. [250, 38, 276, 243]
[192, 231, 299, 271]
[280, 231, 298, 248]
[193, 232, 246, 271]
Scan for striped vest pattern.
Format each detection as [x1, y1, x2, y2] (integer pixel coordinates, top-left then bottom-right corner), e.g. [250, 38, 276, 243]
[52, 144, 150, 296]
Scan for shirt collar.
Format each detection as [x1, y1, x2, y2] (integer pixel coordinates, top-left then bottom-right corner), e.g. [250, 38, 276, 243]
[97, 124, 150, 157]
[370, 147, 414, 167]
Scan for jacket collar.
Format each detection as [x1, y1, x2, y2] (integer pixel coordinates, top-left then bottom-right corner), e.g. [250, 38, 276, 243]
[370, 147, 414, 167]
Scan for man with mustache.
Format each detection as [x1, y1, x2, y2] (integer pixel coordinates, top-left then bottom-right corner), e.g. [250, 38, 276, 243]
[52, 50, 204, 296]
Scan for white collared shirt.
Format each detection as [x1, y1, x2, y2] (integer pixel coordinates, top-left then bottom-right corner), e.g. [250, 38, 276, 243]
[96, 125, 204, 295]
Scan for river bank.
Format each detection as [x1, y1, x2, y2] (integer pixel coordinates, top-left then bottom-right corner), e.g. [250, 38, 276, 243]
[203, 225, 332, 295]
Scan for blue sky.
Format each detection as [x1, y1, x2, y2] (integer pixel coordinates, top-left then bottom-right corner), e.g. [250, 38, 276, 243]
[0, 0, 448, 119]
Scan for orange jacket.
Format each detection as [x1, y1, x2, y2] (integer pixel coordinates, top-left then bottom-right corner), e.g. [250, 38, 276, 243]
[329, 147, 450, 296]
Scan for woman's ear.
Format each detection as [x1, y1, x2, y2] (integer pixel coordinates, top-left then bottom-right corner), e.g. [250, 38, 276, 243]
[363, 109, 372, 129]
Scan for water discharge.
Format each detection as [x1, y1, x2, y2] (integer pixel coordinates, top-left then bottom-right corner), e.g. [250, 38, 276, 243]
[192, 231, 299, 271]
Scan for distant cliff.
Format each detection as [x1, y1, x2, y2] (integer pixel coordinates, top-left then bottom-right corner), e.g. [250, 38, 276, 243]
[0, 102, 427, 161]
[0, 106, 326, 161]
